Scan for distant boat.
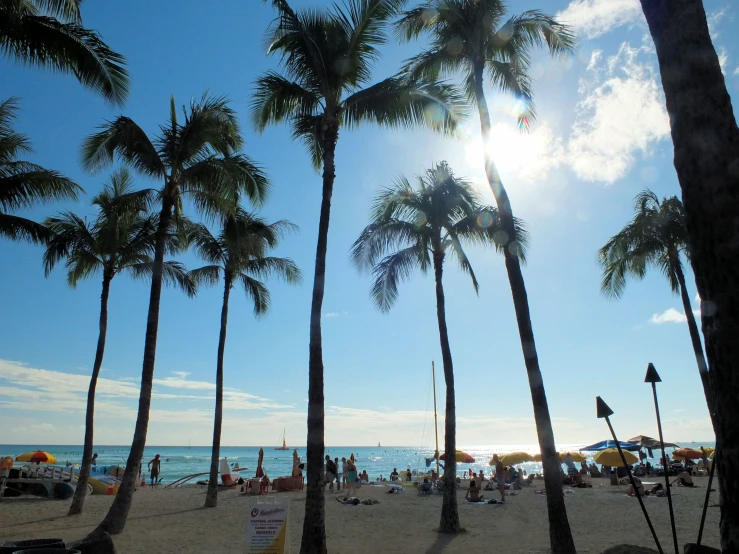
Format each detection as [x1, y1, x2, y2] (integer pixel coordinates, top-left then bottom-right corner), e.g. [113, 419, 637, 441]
[275, 428, 289, 450]
[378, 442, 381, 448]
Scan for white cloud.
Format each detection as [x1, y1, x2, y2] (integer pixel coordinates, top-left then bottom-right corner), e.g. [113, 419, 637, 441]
[718, 48, 729, 76]
[556, 0, 642, 40]
[322, 311, 348, 318]
[651, 308, 688, 324]
[568, 42, 670, 183]
[707, 7, 728, 40]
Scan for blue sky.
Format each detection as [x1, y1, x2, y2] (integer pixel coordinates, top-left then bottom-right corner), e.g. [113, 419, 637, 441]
[1, 0, 736, 448]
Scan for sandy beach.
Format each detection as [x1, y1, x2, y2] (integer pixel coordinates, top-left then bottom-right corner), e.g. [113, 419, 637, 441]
[0, 476, 721, 553]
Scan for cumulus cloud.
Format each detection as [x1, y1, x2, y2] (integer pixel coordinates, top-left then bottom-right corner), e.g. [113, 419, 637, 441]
[650, 308, 688, 324]
[556, 0, 642, 40]
[568, 42, 670, 183]
[322, 311, 348, 318]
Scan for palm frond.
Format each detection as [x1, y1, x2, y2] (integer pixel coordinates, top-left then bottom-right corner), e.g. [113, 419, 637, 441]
[369, 243, 426, 312]
[2, 15, 129, 106]
[394, 3, 439, 41]
[81, 116, 164, 176]
[0, 211, 51, 243]
[504, 10, 577, 60]
[34, 0, 82, 21]
[291, 113, 324, 170]
[239, 274, 271, 316]
[342, 74, 468, 135]
[187, 222, 226, 265]
[445, 229, 479, 293]
[0, 162, 82, 210]
[351, 219, 427, 271]
[242, 256, 302, 284]
[251, 72, 321, 131]
[129, 260, 197, 297]
[43, 210, 98, 277]
[188, 264, 222, 287]
[485, 60, 535, 129]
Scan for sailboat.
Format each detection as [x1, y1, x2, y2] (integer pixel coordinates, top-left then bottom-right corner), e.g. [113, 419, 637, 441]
[275, 428, 289, 451]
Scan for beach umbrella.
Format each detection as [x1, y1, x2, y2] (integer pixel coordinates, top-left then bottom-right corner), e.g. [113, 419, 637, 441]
[628, 435, 680, 449]
[255, 448, 265, 478]
[594, 448, 638, 467]
[580, 440, 640, 452]
[560, 451, 586, 463]
[16, 450, 57, 464]
[533, 453, 542, 462]
[350, 453, 355, 463]
[440, 450, 475, 463]
[291, 449, 300, 477]
[703, 447, 715, 458]
[494, 452, 534, 466]
[672, 448, 701, 460]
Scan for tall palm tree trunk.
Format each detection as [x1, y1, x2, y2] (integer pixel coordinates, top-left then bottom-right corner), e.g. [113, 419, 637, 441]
[205, 278, 231, 508]
[473, 71, 575, 553]
[638, 2, 739, 549]
[432, 250, 460, 534]
[91, 198, 174, 536]
[673, 259, 716, 432]
[300, 115, 339, 554]
[68, 273, 112, 515]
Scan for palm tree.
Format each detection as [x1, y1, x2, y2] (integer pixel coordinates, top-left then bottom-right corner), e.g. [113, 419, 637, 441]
[253, 2, 466, 549]
[1, 0, 128, 105]
[396, 3, 577, 550]
[80, 94, 269, 535]
[639, 1, 739, 549]
[0, 97, 81, 244]
[189, 210, 301, 508]
[44, 168, 195, 515]
[351, 161, 526, 533]
[598, 189, 715, 432]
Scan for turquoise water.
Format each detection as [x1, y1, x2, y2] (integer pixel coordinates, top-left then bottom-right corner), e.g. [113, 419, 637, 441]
[0, 442, 713, 485]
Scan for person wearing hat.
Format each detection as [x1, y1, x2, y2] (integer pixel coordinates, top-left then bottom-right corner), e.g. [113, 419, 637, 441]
[148, 454, 161, 486]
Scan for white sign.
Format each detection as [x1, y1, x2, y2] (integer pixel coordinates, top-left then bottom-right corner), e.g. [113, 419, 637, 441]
[246, 497, 289, 554]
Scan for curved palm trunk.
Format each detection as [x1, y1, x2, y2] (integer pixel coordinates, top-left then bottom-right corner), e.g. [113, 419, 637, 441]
[300, 115, 338, 554]
[473, 72, 575, 553]
[205, 277, 231, 508]
[673, 259, 716, 432]
[639, 2, 739, 549]
[90, 197, 173, 536]
[68, 274, 112, 515]
[432, 250, 460, 534]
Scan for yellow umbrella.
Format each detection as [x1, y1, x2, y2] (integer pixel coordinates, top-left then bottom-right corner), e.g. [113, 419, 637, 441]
[495, 452, 535, 466]
[533, 453, 542, 462]
[440, 450, 475, 463]
[560, 452, 586, 463]
[703, 447, 715, 458]
[594, 448, 638, 467]
[15, 450, 57, 464]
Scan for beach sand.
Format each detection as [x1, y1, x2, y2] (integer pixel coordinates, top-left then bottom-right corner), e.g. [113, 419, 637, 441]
[0, 477, 721, 553]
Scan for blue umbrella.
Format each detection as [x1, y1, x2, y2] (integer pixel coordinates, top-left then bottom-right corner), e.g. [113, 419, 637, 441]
[580, 440, 640, 452]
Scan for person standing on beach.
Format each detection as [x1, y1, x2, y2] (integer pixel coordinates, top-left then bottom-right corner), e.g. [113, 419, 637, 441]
[324, 455, 337, 491]
[346, 457, 358, 496]
[147, 454, 161, 486]
[91, 453, 98, 468]
[493, 454, 505, 503]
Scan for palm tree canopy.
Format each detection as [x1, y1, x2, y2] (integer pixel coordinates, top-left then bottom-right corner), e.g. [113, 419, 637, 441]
[189, 209, 302, 315]
[0, 0, 129, 105]
[598, 188, 689, 299]
[81, 94, 269, 217]
[395, 0, 576, 129]
[252, 0, 469, 168]
[0, 97, 81, 243]
[43, 168, 195, 295]
[351, 161, 528, 311]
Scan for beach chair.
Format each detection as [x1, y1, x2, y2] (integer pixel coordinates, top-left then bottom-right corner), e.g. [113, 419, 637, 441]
[417, 482, 433, 495]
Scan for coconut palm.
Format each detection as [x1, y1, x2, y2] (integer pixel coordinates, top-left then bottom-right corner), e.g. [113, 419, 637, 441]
[0, 97, 81, 244]
[639, 2, 739, 549]
[599, 189, 715, 432]
[189, 210, 301, 508]
[1, 0, 128, 105]
[351, 161, 526, 532]
[80, 94, 269, 535]
[43, 168, 195, 515]
[253, 2, 466, 549]
[396, 2, 577, 549]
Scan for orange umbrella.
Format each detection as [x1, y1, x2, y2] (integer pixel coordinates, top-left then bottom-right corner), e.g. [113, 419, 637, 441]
[350, 453, 355, 463]
[291, 449, 300, 477]
[672, 448, 701, 460]
[15, 450, 57, 464]
[255, 448, 265, 478]
[440, 450, 475, 463]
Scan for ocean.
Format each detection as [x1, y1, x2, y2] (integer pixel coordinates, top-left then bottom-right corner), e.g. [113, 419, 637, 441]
[0, 442, 715, 485]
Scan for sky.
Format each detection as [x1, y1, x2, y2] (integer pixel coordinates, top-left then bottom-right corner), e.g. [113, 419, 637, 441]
[1, 0, 736, 448]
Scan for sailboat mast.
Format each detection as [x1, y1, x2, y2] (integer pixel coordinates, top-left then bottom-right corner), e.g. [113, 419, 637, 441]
[432, 361, 440, 476]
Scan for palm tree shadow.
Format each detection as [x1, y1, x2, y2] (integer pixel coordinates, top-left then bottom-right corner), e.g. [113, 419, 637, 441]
[425, 532, 456, 554]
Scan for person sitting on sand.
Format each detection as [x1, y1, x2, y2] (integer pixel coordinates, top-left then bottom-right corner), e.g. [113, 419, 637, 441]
[406, 469, 412, 482]
[360, 470, 369, 484]
[420, 477, 433, 493]
[580, 461, 588, 475]
[390, 468, 399, 481]
[465, 480, 484, 502]
[649, 483, 666, 497]
[671, 471, 694, 487]
[589, 464, 602, 477]
[260, 474, 271, 494]
[627, 476, 646, 497]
